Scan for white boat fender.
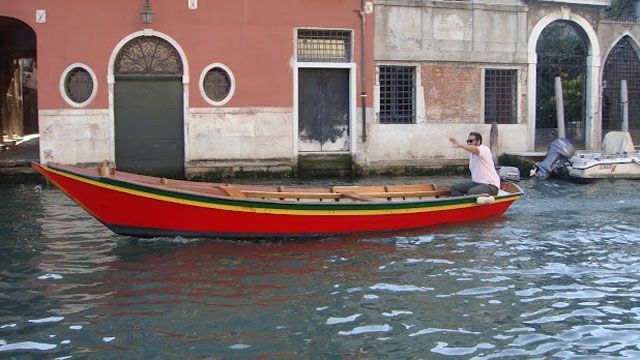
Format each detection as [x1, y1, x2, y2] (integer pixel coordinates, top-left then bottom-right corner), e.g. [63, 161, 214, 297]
[476, 196, 495, 205]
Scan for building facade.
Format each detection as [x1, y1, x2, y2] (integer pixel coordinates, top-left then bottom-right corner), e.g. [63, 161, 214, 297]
[2, 0, 640, 177]
[0, 0, 375, 177]
[373, 0, 640, 171]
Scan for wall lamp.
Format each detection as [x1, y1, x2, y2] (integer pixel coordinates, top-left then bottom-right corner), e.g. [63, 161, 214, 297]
[140, 0, 154, 24]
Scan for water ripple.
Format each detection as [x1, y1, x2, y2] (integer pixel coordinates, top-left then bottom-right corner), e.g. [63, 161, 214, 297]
[1, 179, 640, 358]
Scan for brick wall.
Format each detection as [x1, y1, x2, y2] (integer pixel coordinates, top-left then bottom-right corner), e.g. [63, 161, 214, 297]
[421, 63, 482, 124]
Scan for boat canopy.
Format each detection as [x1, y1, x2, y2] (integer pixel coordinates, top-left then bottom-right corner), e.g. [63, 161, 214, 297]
[602, 131, 635, 155]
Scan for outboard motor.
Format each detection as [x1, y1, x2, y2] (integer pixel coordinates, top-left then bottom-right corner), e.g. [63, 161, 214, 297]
[534, 138, 575, 179]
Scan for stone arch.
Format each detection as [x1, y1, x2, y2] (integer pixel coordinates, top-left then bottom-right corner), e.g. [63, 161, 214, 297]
[0, 16, 37, 145]
[527, 10, 601, 150]
[602, 31, 640, 62]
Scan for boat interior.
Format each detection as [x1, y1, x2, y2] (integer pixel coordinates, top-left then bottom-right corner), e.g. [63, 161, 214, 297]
[49, 162, 521, 203]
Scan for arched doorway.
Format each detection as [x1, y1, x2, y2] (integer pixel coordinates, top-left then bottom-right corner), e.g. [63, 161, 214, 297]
[0, 17, 37, 154]
[113, 36, 184, 177]
[535, 20, 589, 150]
[602, 36, 640, 144]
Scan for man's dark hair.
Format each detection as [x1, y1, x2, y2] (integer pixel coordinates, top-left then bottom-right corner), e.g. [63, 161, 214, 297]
[469, 131, 482, 145]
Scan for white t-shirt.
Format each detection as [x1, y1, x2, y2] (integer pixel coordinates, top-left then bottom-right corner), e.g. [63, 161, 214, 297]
[469, 145, 501, 189]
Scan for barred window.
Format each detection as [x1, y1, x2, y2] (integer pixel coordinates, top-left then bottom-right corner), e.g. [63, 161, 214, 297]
[203, 68, 231, 102]
[485, 69, 517, 124]
[379, 66, 416, 124]
[65, 67, 93, 104]
[297, 29, 351, 62]
[199, 63, 235, 106]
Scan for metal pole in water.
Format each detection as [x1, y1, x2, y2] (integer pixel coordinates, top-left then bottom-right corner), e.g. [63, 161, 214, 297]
[621, 79, 629, 133]
[555, 76, 566, 139]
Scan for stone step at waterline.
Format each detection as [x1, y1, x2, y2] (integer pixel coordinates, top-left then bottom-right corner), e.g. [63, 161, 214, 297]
[296, 154, 354, 177]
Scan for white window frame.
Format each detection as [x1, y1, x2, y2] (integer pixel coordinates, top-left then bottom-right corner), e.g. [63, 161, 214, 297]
[374, 63, 425, 125]
[59, 63, 98, 108]
[199, 62, 236, 106]
[482, 67, 521, 125]
[293, 27, 357, 155]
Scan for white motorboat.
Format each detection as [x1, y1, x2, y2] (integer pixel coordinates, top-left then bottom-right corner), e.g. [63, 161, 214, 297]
[533, 131, 640, 181]
[566, 131, 640, 180]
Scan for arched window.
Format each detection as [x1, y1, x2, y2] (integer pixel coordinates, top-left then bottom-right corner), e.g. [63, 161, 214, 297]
[602, 36, 640, 143]
[535, 20, 589, 149]
[114, 36, 183, 76]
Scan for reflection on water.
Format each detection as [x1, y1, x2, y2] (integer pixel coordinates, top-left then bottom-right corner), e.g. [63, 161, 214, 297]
[1, 178, 639, 358]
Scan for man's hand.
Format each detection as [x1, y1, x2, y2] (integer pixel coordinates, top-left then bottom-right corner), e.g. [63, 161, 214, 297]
[449, 136, 480, 155]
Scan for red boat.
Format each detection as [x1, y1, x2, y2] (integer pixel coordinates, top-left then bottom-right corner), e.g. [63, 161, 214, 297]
[32, 162, 523, 238]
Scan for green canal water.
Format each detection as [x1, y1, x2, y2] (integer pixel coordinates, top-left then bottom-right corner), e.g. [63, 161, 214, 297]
[1, 177, 640, 359]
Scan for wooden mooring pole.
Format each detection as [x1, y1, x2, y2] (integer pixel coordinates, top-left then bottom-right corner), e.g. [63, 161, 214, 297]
[554, 76, 566, 139]
[490, 121, 498, 164]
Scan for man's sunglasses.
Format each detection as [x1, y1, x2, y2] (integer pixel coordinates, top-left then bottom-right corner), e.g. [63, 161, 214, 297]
[466, 139, 476, 144]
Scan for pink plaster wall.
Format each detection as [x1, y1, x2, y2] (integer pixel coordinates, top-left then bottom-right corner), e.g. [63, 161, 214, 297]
[0, 0, 374, 109]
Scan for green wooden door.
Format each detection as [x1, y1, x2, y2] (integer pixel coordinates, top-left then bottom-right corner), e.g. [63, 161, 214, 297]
[114, 77, 184, 178]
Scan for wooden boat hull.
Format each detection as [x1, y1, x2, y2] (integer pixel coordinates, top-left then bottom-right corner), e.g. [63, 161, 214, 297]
[33, 162, 522, 238]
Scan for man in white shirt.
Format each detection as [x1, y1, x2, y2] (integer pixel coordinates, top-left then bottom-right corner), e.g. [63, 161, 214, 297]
[448, 132, 501, 196]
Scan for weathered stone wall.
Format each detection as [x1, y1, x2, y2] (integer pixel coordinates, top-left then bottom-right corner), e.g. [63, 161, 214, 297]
[368, 0, 530, 168]
[186, 108, 293, 161]
[185, 107, 295, 177]
[375, 1, 528, 64]
[38, 107, 296, 173]
[38, 109, 111, 164]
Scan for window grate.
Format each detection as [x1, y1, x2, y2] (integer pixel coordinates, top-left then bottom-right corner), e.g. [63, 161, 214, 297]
[297, 29, 351, 62]
[65, 67, 93, 104]
[115, 36, 183, 76]
[379, 66, 416, 124]
[203, 67, 231, 102]
[602, 36, 640, 144]
[485, 69, 517, 124]
[535, 20, 588, 148]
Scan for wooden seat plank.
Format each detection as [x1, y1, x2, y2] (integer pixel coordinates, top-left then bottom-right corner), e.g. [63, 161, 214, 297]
[385, 184, 435, 192]
[336, 190, 450, 198]
[340, 193, 374, 202]
[241, 190, 340, 199]
[331, 185, 386, 193]
[214, 185, 247, 198]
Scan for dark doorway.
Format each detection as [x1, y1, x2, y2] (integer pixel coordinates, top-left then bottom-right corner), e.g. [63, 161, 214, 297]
[0, 17, 37, 156]
[113, 36, 184, 177]
[298, 68, 350, 152]
[602, 36, 640, 144]
[536, 20, 588, 150]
